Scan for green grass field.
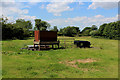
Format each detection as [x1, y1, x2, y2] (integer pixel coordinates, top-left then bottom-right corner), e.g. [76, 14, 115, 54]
[2, 36, 118, 78]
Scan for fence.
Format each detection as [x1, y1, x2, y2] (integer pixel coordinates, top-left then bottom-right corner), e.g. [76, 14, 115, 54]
[58, 37, 77, 48]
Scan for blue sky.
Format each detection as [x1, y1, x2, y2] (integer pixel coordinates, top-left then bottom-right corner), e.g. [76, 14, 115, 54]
[1, 1, 119, 30]
[25, 2, 117, 19]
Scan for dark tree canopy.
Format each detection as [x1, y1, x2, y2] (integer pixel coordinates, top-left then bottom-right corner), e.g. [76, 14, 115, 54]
[15, 19, 32, 29]
[92, 21, 120, 40]
[50, 26, 58, 32]
[35, 19, 50, 31]
[35, 19, 41, 30]
[60, 26, 80, 37]
[81, 27, 91, 33]
[91, 25, 98, 30]
[81, 27, 92, 36]
[81, 25, 98, 36]
[98, 23, 107, 36]
[2, 16, 32, 40]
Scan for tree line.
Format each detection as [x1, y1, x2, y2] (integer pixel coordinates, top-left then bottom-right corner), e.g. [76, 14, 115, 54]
[95, 21, 120, 40]
[1, 16, 120, 40]
[1, 17, 32, 40]
[53, 22, 120, 40]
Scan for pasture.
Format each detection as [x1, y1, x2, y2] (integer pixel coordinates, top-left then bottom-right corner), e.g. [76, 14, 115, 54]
[2, 36, 118, 78]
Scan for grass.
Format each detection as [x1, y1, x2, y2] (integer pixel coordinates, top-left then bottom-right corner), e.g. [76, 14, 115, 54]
[2, 36, 118, 78]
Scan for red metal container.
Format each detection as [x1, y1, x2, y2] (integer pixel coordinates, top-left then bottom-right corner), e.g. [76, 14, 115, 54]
[34, 30, 40, 41]
[34, 30, 57, 42]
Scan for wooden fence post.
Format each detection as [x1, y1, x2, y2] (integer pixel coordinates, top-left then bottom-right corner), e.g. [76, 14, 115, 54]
[64, 40, 66, 48]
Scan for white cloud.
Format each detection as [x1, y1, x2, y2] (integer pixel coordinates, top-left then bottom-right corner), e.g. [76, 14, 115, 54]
[79, 2, 84, 5]
[1, 2, 29, 16]
[2, 15, 37, 27]
[40, 4, 45, 9]
[0, 2, 36, 26]
[1, 0, 119, 2]
[48, 15, 118, 30]
[46, 2, 73, 16]
[88, 0, 118, 9]
[17, 15, 37, 27]
[27, 2, 38, 5]
[25, 0, 45, 2]
[1, 15, 37, 23]
[17, 15, 36, 20]
[0, 2, 2, 16]
[94, 15, 104, 18]
[1, 0, 15, 2]
[3, 7, 28, 15]
[7, 16, 14, 20]
[88, 0, 119, 2]
[116, 14, 120, 20]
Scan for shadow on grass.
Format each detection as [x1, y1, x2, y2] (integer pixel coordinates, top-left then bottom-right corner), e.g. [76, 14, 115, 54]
[21, 46, 99, 51]
[2, 37, 34, 41]
[21, 46, 66, 51]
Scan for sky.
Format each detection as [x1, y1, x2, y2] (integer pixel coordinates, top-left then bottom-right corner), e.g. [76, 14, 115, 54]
[0, 0, 119, 30]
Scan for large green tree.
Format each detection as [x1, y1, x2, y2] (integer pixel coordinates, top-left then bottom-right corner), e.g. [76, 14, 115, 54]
[61, 26, 80, 37]
[15, 19, 32, 29]
[53, 26, 58, 31]
[81, 25, 98, 36]
[81, 27, 91, 33]
[91, 25, 98, 30]
[98, 23, 107, 36]
[34, 19, 50, 31]
[35, 19, 41, 30]
[81, 27, 92, 36]
[92, 21, 120, 40]
[2, 16, 32, 40]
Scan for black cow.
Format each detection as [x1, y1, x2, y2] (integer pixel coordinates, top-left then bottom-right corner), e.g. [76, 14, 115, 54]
[74, 40, 91, 48]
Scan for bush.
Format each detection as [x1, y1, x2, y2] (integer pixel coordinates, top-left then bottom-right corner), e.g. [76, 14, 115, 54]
[59, 26, 80, 37]
[90, 30, 99, 37]
[82, 29, 92, 36]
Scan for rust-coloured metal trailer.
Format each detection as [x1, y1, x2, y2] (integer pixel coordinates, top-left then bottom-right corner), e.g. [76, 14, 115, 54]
[34, 30, 60, 51]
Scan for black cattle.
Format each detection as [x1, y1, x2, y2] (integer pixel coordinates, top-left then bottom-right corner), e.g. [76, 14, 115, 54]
[74, 40, 91, 48]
